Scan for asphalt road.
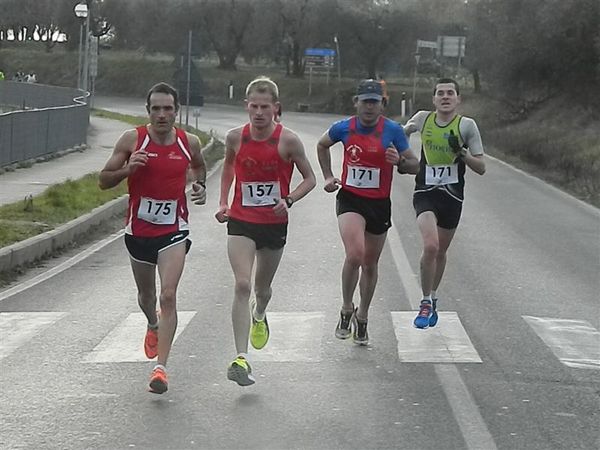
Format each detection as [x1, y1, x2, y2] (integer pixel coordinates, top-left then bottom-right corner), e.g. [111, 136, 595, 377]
[1, 98, 598, 450]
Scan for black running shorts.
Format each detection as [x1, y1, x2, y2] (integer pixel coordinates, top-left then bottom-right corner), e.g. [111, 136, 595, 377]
[227, 218, 288, 250]
[336, 188, 391, 235]
[413, 189, 463, 230]
[125, 231, 191, 265]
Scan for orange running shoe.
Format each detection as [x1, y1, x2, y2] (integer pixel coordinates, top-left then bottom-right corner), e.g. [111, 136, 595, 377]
[148, 366, 168, 394]
[144, 326, 158, 359]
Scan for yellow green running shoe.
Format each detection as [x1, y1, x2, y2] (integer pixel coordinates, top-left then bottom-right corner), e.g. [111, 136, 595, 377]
[250, 314, 270, 350]
[227, 357, 255, 386]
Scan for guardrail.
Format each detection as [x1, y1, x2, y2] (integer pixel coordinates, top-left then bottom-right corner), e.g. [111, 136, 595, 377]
[0, 81, 89, 167]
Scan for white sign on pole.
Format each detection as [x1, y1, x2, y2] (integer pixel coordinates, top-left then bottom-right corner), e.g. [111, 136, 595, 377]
[417, 39, 438, 50]
[89, 37, 98, 77]
[437, 36, 466, 58]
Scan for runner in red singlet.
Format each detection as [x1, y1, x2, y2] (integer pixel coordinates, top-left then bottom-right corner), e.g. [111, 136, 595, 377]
[99, 82, 206, 394]
[316, 79, 419, 345]
[216, 76, 316, 386]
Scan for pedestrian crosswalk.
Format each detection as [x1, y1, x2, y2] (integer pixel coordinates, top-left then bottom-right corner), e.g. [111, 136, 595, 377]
[391, 312, 482, 363]
[523, 316, 600, 370]
[1, 311, 598, 369]
[82, 311, 197, 363]
[249, 312, 325, 362]
[0, 312, 67, 361]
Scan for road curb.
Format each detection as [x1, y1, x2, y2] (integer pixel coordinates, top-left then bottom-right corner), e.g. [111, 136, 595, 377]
[0, 195, 128, 273]
[0, 137, 222, 274]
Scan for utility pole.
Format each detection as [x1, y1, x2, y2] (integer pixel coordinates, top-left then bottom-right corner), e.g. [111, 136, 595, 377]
[334, 34, 341, 83]
[82, 8, 91, 94]
[411, 47, 420, 115]
[185, 30, 192, 127]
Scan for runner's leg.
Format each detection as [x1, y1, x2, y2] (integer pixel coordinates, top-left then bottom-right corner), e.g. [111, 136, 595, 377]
[338, 212, 367, 311]
[155, 242, 187, 366]
[254, 247, 284, 316]
[417, 211, 439, 297]
[130, 260, 158, 325]
[227, 235, 257, 354]
[357, 231, 387, 320]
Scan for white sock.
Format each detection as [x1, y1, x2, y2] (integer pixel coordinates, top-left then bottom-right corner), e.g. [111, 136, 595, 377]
[237, 353, 248, 361]
[431, 291, 437, 300]
[253, 308, 266, 321]
[422, 294, 432, 302]
[153, 364, 166, 371]
[148, 321, 159, 330]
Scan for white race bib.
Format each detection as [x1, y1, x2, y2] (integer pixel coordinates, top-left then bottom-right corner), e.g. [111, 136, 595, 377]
[137, 197, 177, 225]
[346, 165, 380, 188]
[241, 181, 281, 207]
[425, 164, 459, 185]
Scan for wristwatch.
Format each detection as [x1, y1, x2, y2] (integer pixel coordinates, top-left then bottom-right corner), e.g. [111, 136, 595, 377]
[284, 196, 294, 208]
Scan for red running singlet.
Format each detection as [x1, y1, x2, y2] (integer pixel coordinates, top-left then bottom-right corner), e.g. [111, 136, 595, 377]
[341, 116, 393, 199]
[125, 126, 192, 237]
[228, 123, 293, 225]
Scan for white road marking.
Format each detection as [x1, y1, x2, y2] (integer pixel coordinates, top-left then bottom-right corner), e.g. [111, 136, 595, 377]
[0, 312, 67, 360]
[391, 312, 482, 363]
[0, 230, 124, 304]
[523, 316, 600, 370]
[0, 162, 224, 305]
[82, 311, 196, 363]
[387, 229, 496, 450]
[249, 312, 324, 362]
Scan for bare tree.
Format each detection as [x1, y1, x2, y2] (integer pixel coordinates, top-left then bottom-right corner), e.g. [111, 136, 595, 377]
[200, 0, 254, 70]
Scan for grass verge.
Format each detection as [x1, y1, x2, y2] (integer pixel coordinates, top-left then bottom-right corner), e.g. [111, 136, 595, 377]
[0, 111, 224, 249]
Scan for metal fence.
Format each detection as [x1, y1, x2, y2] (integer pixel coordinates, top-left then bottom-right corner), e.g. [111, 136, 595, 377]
[0, 81, 89, 167]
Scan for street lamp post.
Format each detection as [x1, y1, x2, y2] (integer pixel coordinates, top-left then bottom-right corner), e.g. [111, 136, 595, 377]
[333, 34, 341, 83]
[74, 2, 88, 91]
[411, 52, 420, 115]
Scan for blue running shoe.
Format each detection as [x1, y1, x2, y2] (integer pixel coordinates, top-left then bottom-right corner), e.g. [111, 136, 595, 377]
[429, 298, 439, 327]
[413, 300, 432, 329]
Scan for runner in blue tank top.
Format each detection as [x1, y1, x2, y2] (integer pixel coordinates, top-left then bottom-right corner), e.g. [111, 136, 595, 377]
[317, 79, 419, 345]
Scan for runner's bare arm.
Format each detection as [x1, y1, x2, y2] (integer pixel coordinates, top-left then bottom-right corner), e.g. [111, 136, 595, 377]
[187, 133, 208, 205]
[98, 130, 139, 190]
[187, 133, 206, 184]
[282, 129, 316, 203]
[397, 147, 420, 174]
[215, 128, 240, 222]
[316, 131, 341, 192]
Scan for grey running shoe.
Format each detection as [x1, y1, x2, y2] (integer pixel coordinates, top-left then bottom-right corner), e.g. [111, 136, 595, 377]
[227, 357, 256, 386]
[335, 307, 354, 339]
[352, 309, 369, 345]
[429, 298, 439, 327]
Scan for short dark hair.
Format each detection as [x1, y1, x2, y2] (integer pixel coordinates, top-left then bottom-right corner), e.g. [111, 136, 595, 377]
[146, 82, 179, 109]
[433, 78, 460, 95]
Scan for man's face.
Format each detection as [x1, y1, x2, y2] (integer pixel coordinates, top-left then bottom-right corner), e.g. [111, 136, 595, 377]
[355, 98, 384, 127]
[246, 92, 278, 129]
[432, 83, 460, 114]
[146, 92, 177, 134]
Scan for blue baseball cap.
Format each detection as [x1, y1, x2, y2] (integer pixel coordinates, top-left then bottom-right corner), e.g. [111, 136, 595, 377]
[356, 79, 383, 101]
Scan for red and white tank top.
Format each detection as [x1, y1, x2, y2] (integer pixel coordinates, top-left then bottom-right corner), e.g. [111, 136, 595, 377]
[125, 126, 192, 237]
[341, 116, 393, 199]
[228, 123, 293, 224]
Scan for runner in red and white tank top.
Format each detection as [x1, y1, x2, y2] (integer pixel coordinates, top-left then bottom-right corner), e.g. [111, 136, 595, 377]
[99, 83, 207, 394]
[340, 116, 393, 200]
[126, 125, 192, 237]
[228, 123, 293, 225]
[216, 77, 316, 387]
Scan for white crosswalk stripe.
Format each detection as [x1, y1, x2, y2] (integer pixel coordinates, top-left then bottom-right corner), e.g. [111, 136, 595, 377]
[82, 311, 196, 363]
[0, 312, 67, 361]
[4, 310, 597, 370]
[391, 311, 482, 363]
[249, 312, 324, 362]
[523, 315, 600, 370]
